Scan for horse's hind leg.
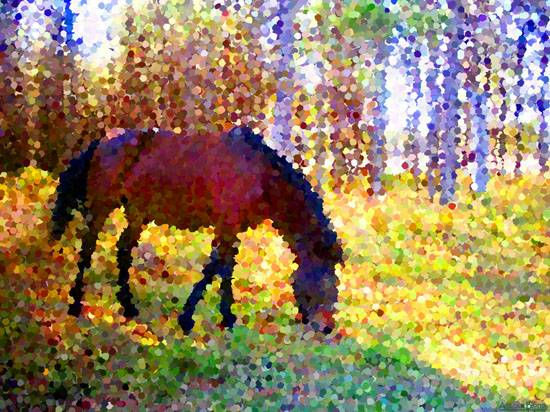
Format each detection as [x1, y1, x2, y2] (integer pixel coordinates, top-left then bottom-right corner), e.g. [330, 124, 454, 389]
[178, 251, 219, 333]
[68, 228, 99, 316]
[115, 219, 142, 318]
[179, 235, 238, 334]
[218, 240, 238, 329]
[68, 209, 108, 317]
[219, 272, 237, 329]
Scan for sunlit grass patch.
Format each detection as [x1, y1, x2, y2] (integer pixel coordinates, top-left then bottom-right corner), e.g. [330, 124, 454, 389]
[0, 167, 547, 408]
[325, 170, 548, 404]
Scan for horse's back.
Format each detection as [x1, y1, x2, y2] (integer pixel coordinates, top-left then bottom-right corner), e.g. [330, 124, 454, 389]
[95, 128, 273, 232]
[85, 130, 138, 209]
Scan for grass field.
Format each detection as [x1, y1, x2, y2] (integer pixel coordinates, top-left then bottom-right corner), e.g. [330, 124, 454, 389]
[0, 167, 548, 410]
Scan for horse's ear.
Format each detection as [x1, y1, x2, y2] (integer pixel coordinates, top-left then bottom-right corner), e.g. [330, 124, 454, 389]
[228, 125, 263, 148]
[229, 125, 254, 136]
[228, 125, 249, 138]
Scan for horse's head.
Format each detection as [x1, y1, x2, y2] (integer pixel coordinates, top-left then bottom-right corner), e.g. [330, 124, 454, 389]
[293, 262, 339, 334]
[293, 232, 343, 334]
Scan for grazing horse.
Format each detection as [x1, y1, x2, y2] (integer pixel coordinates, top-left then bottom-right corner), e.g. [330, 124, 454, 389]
[50, 126, 343, 334]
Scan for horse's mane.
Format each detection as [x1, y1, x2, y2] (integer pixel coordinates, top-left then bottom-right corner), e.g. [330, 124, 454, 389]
[228, 127, 339, 250]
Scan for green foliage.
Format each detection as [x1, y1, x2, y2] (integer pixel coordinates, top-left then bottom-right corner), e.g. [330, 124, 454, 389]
[309, 0, 398, 41]
[308, 0, 451, 42]
[0, 169, 547, 409]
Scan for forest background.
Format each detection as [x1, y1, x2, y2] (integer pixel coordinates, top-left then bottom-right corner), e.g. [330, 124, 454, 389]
[0, 0, 548, 409]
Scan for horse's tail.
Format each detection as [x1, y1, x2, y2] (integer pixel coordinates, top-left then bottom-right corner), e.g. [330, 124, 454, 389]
[50, 139, 101, 240]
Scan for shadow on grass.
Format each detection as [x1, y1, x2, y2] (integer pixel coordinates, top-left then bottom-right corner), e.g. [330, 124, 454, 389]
[457, 270, 547, 304]
[2, 318, 508, 411]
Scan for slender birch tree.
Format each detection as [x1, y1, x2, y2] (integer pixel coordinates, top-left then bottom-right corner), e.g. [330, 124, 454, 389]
[266, 0, 309, 159]
[0, 1, 28, 171]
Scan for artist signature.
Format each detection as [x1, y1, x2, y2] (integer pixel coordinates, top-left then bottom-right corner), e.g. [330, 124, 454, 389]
[498, 402, 547, 411]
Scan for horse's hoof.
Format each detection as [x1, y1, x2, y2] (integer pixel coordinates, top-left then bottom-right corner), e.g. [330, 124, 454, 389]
[123, 305, 139, 318]
[67, 303, 82, 317]
[221, 313, 237, 330]
[178, 313, 195, 335]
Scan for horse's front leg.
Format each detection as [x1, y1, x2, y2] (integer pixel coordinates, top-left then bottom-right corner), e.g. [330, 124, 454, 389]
[179, 235, 238, 334]
[115, 220, 142, 318]
[218, 263, 237, 330]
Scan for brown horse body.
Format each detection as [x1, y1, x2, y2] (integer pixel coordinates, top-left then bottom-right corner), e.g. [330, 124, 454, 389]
[92, 128, 271, 234]
[51, 127, 342, 334]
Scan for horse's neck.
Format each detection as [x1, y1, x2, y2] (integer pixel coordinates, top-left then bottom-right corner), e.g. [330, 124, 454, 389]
[293, 241, 325, 268]
[266, 176, 330, 264]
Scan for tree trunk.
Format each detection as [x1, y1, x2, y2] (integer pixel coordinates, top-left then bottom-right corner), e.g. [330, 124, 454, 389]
[438, 63, 460, 205]
[404, 36, 423, 188]
[367, 47, 389, 196]
[536, 26, 549, 173]
[510, 2, 535, 176]
[61, 0, 82, 165]
[472, 90, 490, 192]
[426, 38, 442, 201]
[0, 2, 29, 171]
[270, 0, 309, 160]
[462, 9, 493, 193]
[34, 3, 70, 172]
[512, 40, 526, 177]
[495, 78, 508, 175]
